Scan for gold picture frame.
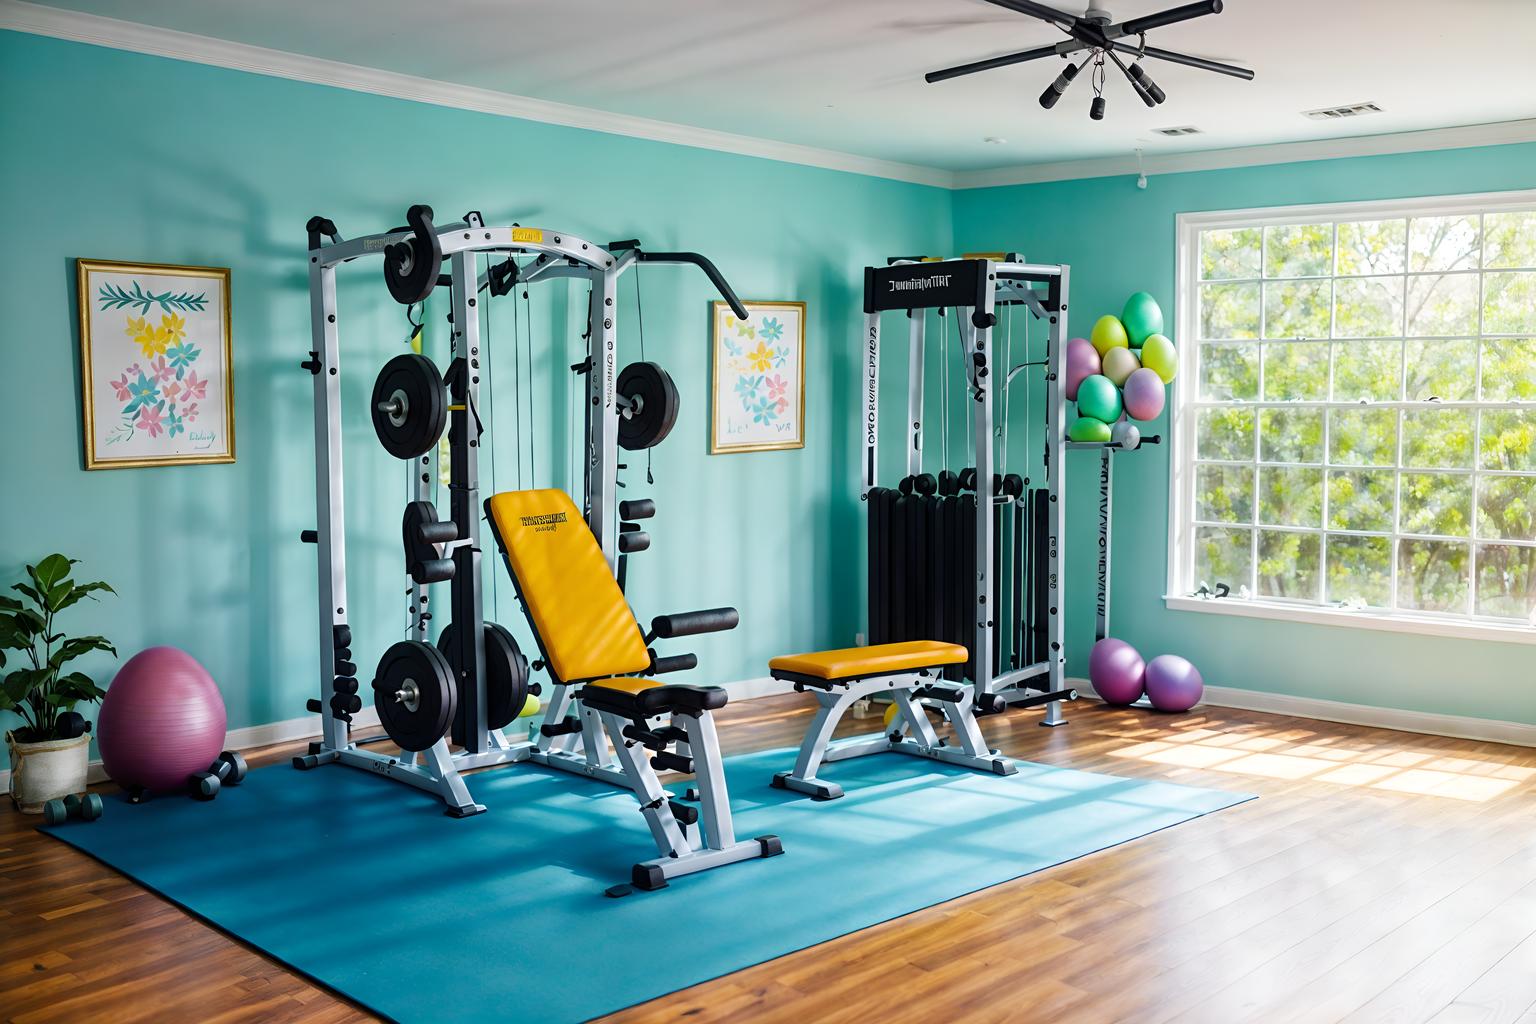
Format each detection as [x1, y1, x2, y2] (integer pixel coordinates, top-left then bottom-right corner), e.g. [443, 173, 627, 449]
[710, 300, 806, 454]
[77, 258, 235, 470]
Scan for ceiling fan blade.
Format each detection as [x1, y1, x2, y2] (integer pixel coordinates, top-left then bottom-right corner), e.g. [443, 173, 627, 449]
[888, 16, 1026, 31]
[1133, 43, 1254, 80]
[925, 42, 1073, 84]
[976, 0, 1080, 31]
[1117, 0, 1224, 36]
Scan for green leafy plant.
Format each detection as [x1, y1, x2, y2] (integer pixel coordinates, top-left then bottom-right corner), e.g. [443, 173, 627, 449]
[0, 555, 116, 742]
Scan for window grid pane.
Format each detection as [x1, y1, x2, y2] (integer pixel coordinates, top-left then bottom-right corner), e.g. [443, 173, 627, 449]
[1192, 204, 1536, 624]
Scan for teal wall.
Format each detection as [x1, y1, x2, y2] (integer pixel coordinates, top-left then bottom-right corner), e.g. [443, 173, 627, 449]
[0, 31, 953, 766]
[953, 142, 1536, 725]
[5, 28, 1533, 771]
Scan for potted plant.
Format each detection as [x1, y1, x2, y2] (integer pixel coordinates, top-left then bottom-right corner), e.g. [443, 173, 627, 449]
[2, 555, 116, 812]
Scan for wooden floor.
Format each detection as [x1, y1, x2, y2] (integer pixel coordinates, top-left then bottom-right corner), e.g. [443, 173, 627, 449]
[6, 696, 1536, 1024]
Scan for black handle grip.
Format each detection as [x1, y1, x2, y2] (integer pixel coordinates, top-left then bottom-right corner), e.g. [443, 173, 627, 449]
[650, 607, 739, 639]
[651, 750, 694, 774]
[650, 653, 698, 674]
[306, 215, 339, 251]
[620, 498, 655, 521]
[417, 520, 458, 545]
[619, 530, 650, 554]
[409, 558, 456, 584]
[541, 716, 583, 738]
[637, 250, 749, 320]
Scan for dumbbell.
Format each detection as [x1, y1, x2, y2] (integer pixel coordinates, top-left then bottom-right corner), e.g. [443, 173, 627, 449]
[189, 750, 249, 801]
[43, 792, 104, 825]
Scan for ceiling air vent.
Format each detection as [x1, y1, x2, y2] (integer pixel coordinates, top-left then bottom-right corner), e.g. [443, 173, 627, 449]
[1153, 126, 1202, 136]
[1303, 102, 1383, 121]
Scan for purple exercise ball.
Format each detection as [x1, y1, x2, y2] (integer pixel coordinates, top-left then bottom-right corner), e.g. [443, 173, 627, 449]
[1145, 654, 1205, 712]
[1123, 367, 1167, 421]
[1089, 638, 1146, 705]
[98, 646, 227, 793]
[1065, 338, 1101, 401]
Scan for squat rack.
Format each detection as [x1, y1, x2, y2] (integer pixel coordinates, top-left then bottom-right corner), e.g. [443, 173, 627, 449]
[297, 205, 747, 815]
[862, 255, 1080, 722]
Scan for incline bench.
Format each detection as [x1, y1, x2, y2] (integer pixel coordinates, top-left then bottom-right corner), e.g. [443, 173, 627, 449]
[768, 639, 1017, 800]
[485, 487, 782, 892]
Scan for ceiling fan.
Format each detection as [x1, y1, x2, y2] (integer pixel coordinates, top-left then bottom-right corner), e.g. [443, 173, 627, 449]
[924, 0, 1254, 121]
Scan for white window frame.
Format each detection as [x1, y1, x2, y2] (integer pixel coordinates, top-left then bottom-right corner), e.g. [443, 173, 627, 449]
[1168, 188, 1536, 647]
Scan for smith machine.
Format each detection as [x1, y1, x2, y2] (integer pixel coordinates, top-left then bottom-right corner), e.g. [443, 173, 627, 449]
[295, 205, 749, 817]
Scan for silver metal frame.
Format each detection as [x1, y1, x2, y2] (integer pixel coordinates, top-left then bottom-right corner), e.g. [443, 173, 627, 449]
[861, 258, 1079, 723]
[772, 672, 1017, 800]
[300, 214, 744, 841]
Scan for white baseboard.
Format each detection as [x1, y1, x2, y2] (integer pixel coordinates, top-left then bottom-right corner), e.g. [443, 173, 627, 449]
[727, 676, 796, 701]
[1071, 676, 1536, 748]
[2, 683, 809, 793]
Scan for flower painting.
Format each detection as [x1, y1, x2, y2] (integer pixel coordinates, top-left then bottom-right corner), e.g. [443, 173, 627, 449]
[711, 301, 805, 454]
[77, 260, 233, 469]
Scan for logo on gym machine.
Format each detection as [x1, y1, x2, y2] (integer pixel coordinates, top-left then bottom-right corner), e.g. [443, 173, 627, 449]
[865, 325, 879, 446]
[520, 511, 567, 533]
[888, 273, 952, 293]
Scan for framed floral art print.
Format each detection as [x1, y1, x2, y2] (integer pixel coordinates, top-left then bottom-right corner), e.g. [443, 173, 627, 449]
[710, 300, 806, 454]
[77, 258, 234, 469]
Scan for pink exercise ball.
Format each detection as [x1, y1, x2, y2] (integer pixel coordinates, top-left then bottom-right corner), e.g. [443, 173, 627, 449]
[1065, 338, 1101, 401]
[1088, 638, 1146, 706]
[1145, 655, 1205, 712]
[98, 647, 226, 793]
[1123, 367, 1167, 421]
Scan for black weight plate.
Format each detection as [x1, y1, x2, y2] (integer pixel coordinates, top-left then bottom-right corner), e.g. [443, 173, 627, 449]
[439, 621, 529, 740]
[373, 640, 456, 752]
[616, 361, 680, 451]
[371, 354, 447, 459]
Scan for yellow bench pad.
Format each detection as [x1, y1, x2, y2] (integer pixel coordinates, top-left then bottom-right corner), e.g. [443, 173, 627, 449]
[769, 640, 967, 681]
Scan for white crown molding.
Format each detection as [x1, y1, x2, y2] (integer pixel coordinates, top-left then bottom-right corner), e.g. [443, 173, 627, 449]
[0, 0, 953, 189]
[1071, 677, 1536, 749]
[954, 118, 1536, 189]
[6, 1, 1536, 194]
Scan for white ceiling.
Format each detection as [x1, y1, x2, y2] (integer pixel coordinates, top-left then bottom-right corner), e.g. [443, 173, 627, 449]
[15, 0, 1536, 173]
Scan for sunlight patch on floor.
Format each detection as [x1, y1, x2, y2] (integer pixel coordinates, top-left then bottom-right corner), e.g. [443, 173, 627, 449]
[1106, 725, 1533, 801]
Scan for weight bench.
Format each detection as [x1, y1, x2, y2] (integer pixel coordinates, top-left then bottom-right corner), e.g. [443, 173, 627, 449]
[484, 488, 782, 892]
[769, 640, 1017, 800]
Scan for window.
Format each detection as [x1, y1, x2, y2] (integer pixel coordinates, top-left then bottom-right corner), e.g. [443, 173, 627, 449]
[1172, 192, 1536, 634]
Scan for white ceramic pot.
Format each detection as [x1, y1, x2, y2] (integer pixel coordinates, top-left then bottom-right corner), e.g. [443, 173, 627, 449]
[6, 731, 90, 813]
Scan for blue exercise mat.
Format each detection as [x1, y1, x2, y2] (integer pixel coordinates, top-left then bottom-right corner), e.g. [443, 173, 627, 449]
[43, 747, 1251, 1022]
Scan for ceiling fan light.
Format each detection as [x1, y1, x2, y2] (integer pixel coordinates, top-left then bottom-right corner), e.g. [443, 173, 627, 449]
[1129, 63, 1168, 104]
[1038, 61, 1081, 110]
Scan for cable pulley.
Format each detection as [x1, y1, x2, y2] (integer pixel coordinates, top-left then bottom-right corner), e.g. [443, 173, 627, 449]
[371, 353, 448, 459]
[616, 361, 680, 451]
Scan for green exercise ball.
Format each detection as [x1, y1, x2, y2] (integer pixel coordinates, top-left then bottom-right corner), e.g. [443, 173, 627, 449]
[1076, 374, 1123, 423]
[1102, 346, 1141, 387]
[1069, 416, 1112, 443]
[1121, 292, 1164, 348]
[1090, 315, 1129, 356]
[1140, 333, 1178, 383]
